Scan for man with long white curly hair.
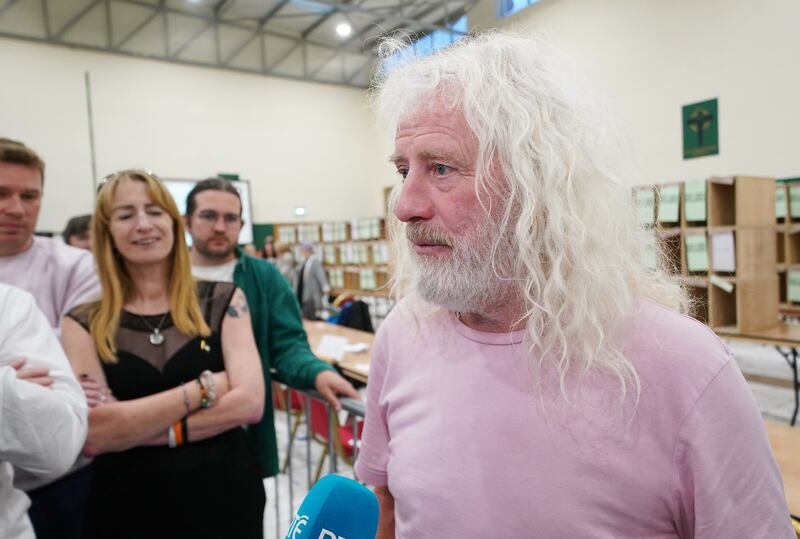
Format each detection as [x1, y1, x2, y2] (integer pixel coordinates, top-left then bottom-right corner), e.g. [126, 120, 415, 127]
[354, 33, 794, 538]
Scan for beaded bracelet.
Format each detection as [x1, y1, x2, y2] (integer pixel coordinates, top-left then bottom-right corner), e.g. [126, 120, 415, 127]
[197, 376, 209, 409]
[179, 382, 191, 415]
[198, 370, 217, 408]
[204, 371, 217, 407]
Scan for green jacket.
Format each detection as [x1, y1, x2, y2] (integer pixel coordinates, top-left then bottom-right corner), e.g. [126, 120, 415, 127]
[233, 247, 334, 477]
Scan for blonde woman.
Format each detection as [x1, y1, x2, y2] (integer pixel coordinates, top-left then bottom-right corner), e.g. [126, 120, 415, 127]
[61, 170, 265, 538]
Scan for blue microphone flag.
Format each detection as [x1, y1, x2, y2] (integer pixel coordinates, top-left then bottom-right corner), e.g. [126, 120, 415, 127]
[285, 474, 379, 539]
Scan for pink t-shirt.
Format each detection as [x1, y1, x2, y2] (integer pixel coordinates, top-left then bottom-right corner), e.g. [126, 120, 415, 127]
[355, 299, 793, 538]
[0, 236, 99, 331]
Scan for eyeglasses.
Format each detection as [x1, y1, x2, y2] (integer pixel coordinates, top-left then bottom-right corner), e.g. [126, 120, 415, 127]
[195, 210, 242, 228]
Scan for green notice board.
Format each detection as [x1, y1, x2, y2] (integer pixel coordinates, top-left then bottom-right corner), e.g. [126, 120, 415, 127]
[685, 234, 709, 272]
[658, 185, 680, 223]
[684, 180, 707, 222]
[788, 271, 800, 303]
[683, 98, 719, 159]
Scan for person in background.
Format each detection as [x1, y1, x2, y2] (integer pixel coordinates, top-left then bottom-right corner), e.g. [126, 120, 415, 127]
[61, 169, 266, 538]
[0, 137, 100, 539]
[295, 240, 329, 320]
[0, 283, 87, 539]
[355, 33, 794, 538]
[184, 178, 358, 484]
[261, 235, 277, 261]
[62, 214, 92, 250]
[274, 240, 295, 282]
[242, 243, 259, 258]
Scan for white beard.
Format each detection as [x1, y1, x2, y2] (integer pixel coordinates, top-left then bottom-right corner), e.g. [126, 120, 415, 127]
[406, 218, 514, 313]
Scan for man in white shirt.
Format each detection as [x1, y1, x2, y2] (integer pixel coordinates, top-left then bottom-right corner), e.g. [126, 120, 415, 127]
[0, 138, 99, 538]
[0, 283, 88, 539]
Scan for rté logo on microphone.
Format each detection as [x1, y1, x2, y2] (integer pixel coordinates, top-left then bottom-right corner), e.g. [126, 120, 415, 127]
[286, 514, 346, 539]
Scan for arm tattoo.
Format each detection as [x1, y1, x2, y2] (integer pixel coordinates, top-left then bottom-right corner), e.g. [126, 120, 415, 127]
[227, 290, 250, 318]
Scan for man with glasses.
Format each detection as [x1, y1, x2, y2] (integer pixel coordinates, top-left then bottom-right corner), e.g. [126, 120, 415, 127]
[185, 178, 358, 482]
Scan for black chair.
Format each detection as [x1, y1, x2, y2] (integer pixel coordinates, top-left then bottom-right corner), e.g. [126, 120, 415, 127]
[337, 300, 374, 333]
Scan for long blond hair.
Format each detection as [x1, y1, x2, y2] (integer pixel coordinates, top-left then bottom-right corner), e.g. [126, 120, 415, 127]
[90, 170, 210, 363]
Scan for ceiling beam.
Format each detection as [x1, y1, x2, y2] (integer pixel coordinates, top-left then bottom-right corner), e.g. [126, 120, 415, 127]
[115, 5, 163, 50]
[0, 0, 21, 18]
[54, 0, 103, 40]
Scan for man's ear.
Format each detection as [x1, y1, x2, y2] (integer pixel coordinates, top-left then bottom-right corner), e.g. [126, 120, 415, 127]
[183, 214, 191, 231]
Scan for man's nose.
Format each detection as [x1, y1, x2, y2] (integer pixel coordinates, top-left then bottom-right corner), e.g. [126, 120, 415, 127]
[212, 216, 228, 232]
[1, 195, 25, 217]
[394, 169, 434, 223]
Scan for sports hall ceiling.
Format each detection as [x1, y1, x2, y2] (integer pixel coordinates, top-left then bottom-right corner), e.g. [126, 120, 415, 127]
[0, 0, 478, 87]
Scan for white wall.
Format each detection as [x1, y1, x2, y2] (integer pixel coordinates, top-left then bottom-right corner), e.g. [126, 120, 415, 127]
[471, 0, 800, 185]
[0, 38, 394, 232]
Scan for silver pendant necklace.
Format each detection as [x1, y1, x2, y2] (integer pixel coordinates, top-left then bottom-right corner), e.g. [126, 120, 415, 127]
[138, 312, 169, 346]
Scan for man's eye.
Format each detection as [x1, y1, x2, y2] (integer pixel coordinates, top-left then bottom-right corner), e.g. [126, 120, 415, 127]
[396, 167, 409, 179]
[433, 164, 452, 176]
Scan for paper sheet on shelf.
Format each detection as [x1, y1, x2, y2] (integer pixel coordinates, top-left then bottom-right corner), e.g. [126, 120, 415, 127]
[684, 180, 707, 222]
[788, 271, 800, 303]
[658, 185, 680, 223]
[710, 231, 736, 272]
[709, 275, 734, 293]
[790, 186, 800, 219]
[316, 335, 348, 361]
[643, 232, 658, 270]
[776, 187, 787, 219]
[685, 234, 708, 272]
[636, 189, 655, 224]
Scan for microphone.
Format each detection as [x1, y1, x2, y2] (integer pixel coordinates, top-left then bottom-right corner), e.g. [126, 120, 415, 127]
[285, 474, 379, 539]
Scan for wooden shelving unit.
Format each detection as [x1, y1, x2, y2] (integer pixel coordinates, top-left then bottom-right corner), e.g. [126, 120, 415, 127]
[274, 218, 394, 328]
[777, 179, 800, 314]
[642, 176, 778, 332]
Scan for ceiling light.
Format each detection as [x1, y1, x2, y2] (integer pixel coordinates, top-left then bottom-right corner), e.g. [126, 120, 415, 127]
[335, 22, 352, 37]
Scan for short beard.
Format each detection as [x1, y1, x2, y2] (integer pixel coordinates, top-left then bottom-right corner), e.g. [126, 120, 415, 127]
[192, 237, 235, 262]
[406, 217, 515, 314]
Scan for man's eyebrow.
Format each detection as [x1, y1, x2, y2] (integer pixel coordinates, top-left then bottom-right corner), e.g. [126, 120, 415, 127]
[389, 150, 459, 163]
[419, 149, 457, 162]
